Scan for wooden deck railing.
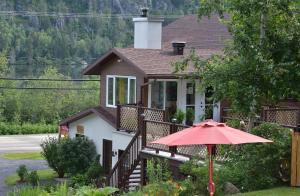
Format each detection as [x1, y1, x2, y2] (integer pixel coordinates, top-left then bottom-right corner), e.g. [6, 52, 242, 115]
[117, 104, 166, 132]
[221, 107, 300, 129]
[142, 119, 227, 162]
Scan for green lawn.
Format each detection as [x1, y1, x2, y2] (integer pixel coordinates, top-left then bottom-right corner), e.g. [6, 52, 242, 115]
[0, 152, 43, 160]
[235, 187, 300, 196]
[5, 169, 56, 185]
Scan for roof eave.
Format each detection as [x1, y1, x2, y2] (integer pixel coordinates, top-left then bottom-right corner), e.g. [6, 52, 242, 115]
[83, 48, 147, 76]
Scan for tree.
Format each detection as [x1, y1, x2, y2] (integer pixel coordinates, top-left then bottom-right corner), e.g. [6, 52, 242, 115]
[175, 1, 300, 122]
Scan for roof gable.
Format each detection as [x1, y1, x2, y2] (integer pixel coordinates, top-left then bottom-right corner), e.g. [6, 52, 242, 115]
[59, 106, 116, 128]
[83, 48, 146, 75]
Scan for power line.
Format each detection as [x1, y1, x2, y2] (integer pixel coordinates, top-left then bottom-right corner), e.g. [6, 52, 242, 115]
[0, 78, 99, 82]
[0, 11, 183, 19]
[0, 87, 98, 91]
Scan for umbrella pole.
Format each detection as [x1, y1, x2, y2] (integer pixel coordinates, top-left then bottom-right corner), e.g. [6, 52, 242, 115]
[207, 144, 215, 196]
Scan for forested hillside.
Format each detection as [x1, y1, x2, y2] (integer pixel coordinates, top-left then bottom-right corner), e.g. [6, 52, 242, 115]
[0, 1, 198, 133]
[0, 0, 198, 78]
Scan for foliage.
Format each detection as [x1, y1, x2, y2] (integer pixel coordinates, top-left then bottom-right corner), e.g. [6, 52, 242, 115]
[126, 159, 182, 196]
[146, 159, 171, 184]
[75, 186, 119, 196]
[27, 171, 39, 187]
[220, 123, 291, 192]
[180, 159, 224, 195]
[70, 174, 89, 187]
[174, 0, 300, 116]
[5, 169, 56, 186]
[0, 67, 99, 125]
[173, 109, 185, 124]
[70, 155, 104, 187]
[185, 107, 195, 125]
[41, 137, 97, 177]
[0, 1, 198, 78]
[140, 181, 183, 196]
[8, 183, 119, 196]
[16, 165, 28, 182]
[226, 119, 242, 129]
[0, 121, 57, 135]
[58, 137, 97, 175]
[85, 155, 104, 186]
[8, 186, 47, 196]
[41, 137, 65, 178]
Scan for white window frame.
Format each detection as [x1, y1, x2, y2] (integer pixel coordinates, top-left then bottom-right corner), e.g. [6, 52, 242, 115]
[106, 75, 136, 108]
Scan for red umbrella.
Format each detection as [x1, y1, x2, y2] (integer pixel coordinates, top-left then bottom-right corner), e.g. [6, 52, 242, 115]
[151, 119, 272, 196]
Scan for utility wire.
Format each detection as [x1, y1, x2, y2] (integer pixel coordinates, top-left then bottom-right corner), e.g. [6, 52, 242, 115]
[0, 11, 182, 18]
[0, 78, 99, 82]
[0, 87, 98, 91]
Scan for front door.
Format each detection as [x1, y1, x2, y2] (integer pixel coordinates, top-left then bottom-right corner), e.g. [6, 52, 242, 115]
[102, 139, 112, 174]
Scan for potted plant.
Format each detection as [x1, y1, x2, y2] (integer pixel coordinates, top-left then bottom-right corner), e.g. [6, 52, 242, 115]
[185, 108, 195, 126]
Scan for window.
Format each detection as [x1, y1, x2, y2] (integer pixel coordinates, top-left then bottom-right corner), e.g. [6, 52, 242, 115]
[106, 75, 136, 107]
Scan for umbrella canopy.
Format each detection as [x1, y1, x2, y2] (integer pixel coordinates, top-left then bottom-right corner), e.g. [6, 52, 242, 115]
[151, 119, 273, 146]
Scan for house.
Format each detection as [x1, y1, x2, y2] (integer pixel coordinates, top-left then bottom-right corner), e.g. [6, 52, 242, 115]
[59, 10, 232, 189]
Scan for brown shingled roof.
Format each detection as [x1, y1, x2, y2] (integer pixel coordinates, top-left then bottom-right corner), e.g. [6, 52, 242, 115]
[114, 48, 221, 76]
[84, 14, 230, 76]
[162, 15, 231, 50]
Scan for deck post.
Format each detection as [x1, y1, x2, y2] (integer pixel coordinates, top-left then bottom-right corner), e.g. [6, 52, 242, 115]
[141, 158, 147, 186]
[116, 104, 121, 131]
[291, 125, 300, 187]
[169, 120, 177, 157]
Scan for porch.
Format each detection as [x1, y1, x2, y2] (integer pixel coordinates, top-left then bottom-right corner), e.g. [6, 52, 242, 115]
[141, 79, 220, 124]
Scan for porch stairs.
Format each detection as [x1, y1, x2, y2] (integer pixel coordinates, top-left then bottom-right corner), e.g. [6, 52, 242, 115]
[127, 163, 141, 191]
[105, 129, 142, 191]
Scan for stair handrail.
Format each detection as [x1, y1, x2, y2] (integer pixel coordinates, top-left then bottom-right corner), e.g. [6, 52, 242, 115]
[106, 108, 144, 188]
[105, 129, 141, 187]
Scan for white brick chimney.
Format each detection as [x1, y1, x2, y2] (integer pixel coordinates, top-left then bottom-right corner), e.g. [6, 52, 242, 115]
[133, 8, 164, 49]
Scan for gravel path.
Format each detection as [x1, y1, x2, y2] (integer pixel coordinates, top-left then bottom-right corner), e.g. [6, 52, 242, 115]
[0, 157, 49, 195]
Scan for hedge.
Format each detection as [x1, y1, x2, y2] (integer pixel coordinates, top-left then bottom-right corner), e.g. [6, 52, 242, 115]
[0, 122, 57, 135]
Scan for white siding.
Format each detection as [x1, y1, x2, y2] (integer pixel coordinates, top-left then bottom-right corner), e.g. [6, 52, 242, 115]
[68, 113, 134, 169]
[111, 131, 135, 166]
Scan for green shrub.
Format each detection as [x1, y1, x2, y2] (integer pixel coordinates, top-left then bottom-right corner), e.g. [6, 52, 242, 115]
[185, 108, 195, 125]
[0, 122, 57, 135]
[41, 137, 65, 178]
[27, 171, 39, 186]
[85, 158, 104, 186]
[140, 181, 183, 196]
[8, 183, 118, 195]
[70, 174, 89, 187]
[41, 137, 97, 178]
[180, 159, 224, 196]
[226, 119, 241, 128]
[58, 137, 97, 175]
[173, 109, 185, 124]
[16, 165, 28, 182]
[220, 123, 292, 192]
[146, 159, 171, 184]
[8, 186, 47, 196]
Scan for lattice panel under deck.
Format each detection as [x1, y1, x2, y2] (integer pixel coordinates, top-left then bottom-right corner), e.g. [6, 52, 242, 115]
[146, 121, 170, 151]
[265, 110, 299, 127]
[120, 107, 138, 131]
[143, 108, 165, 122]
